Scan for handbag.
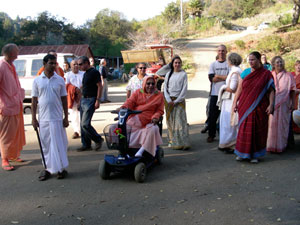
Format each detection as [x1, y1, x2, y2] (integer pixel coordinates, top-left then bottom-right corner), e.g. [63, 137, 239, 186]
[221, 91, 232, 100]
[230, 111, 239, 126]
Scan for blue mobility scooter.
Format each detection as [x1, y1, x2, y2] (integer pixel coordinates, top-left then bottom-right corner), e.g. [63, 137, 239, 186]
[98, 108, 164, 183]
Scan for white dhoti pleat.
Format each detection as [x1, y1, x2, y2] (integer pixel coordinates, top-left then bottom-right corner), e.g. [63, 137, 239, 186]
[69, 103, 80, 134]
[39, 120, 69, 174]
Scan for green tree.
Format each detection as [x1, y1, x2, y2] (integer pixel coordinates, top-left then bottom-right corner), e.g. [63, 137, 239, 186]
[188, 0, 205, 17]
[89, 9, 133, 56]
[162, 2, 181, 22]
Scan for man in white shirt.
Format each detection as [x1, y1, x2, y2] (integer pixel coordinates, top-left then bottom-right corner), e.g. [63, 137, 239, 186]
[65, 59, 84, 139]
[207, 45, 229, 143]
[32, 54, 69, 181]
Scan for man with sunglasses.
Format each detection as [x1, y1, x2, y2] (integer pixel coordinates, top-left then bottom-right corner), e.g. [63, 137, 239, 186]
[77, 56, 104, 152]
[126, 62, 148, 98]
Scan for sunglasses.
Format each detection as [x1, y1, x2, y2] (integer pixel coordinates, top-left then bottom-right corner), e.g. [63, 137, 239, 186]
[78, 63, 83, 66]
[139, 67, 146, 69]
[146, 82, 155, 85]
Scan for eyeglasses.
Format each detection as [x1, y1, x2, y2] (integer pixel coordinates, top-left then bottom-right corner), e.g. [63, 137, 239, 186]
[139, 67, 146, 69]
[78, 63, 83, 66]
[146, 82, 155, 85]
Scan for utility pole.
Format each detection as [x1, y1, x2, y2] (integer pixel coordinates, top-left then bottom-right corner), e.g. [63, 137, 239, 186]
[180, 0, 183, 26]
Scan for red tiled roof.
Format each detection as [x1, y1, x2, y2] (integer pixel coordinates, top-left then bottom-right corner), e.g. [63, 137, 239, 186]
[18, 44, 94, 57]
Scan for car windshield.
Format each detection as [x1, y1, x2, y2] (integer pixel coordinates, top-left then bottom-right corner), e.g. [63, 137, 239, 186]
[31, 59, 43, 76]
[13, 60, 26, 77]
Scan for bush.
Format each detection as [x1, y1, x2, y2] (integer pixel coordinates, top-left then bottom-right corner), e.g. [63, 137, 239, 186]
[282, 31, 300, 51]
[186, 17, 216, 31]
[257, 35, 283, 53]
[182, 62, 192, 71]
[283, 54, 297, 72]
[235, 40, 246, 49]
[270, 13, 292, 27]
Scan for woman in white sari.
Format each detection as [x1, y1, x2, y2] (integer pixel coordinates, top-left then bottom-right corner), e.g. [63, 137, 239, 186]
[218, 53, 242, 153]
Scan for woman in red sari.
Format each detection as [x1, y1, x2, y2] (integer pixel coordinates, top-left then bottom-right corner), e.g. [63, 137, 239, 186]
[232, 52, 275, 163]
[291, 60, 300, 133]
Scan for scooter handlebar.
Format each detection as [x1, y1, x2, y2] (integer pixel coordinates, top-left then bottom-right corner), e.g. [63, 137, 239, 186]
[111, 109, 142, 115]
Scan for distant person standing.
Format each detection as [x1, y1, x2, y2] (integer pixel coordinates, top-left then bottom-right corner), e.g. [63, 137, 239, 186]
[126, 63, 148, 98]
[65, 59, 84, 139]
[0, 43, 26, 171]
[99, 58, 111, 103]
[37, 50, 64, 78]
[207, 45, 230, 143]
[32, 54, 69, 180]
[63, 61, 71, 73]
[261, 54, 272, 71]
[77, 56, 103, 151]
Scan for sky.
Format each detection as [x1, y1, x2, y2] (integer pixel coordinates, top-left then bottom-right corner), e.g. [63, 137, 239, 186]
[2, 0, 175, 26]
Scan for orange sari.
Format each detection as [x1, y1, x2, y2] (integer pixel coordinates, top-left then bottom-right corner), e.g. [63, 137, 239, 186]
[291, 72, 300, 133]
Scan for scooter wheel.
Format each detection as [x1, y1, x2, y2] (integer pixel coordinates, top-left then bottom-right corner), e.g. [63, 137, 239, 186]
[99, 160, 110, 180]
[156, 147, 164, 165]
[134, 162, 147, 183]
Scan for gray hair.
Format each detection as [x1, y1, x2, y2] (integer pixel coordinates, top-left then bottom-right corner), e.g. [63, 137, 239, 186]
[100, 58, 106, 65]
[78, 56, 90, 65]
[227, 52, 242, 66]
[1, 43, 18, 56]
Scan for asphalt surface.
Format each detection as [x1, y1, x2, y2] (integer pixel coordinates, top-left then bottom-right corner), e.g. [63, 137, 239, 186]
[1, 32, 300, 225]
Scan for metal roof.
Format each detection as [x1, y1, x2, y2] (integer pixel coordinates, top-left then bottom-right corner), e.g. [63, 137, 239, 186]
[18, 44, 94, 57]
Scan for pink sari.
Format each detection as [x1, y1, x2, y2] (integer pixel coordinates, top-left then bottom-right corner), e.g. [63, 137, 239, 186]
[267, 71, 296, 153]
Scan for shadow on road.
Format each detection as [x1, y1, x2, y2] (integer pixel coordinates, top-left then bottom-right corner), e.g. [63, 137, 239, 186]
[186, 90, 209, 99]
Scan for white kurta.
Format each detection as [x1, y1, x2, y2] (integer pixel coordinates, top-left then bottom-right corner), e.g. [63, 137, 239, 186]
[32, 72, 68, 174]
[65, 71, 84, 133]
[219, 66, 241, 149]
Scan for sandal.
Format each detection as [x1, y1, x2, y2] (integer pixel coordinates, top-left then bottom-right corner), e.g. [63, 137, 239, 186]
[38, 170, 51, 181]
[9, 158, 24, 163]
[57, 170, 68, 179]
[2, 164, 14, 171]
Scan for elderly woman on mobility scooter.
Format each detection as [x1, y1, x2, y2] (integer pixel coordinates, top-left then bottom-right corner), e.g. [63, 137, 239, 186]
[120, 76, 164, 157]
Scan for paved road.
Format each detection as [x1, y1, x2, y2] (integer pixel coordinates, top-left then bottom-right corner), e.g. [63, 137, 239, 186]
[1, 33, 300, 225]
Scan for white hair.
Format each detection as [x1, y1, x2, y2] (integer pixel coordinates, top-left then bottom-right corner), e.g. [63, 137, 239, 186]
[100, 58, 106, 65]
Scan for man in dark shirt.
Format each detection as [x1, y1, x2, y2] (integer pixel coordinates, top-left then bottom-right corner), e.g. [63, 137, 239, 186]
[77, 56, 103, 151]
[99, 58, 111, 103]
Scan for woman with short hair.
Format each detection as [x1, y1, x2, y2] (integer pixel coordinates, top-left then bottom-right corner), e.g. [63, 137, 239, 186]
[267, 56, 296, 153]
[218, 53, 242, 153]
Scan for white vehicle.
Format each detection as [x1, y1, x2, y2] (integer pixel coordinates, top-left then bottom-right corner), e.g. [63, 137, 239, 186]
[257, 22, 270, 31]
[12, 53, 75, 100]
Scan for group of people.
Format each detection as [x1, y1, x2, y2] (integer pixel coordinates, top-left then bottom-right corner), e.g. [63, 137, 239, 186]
[1, 41, 299, 181]
[125, 56, 190, 158]
[0, 43, 191, 181]
[204, 44, 300, 163]
[0, 44, 111, 181]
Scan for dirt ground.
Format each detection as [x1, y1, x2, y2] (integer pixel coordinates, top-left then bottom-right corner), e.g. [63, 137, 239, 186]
[1, 31, 300, 225]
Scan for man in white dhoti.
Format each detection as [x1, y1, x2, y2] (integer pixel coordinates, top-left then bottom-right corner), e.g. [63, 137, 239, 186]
[32, 54, 69, 181]
[65, 59, 84, 139]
